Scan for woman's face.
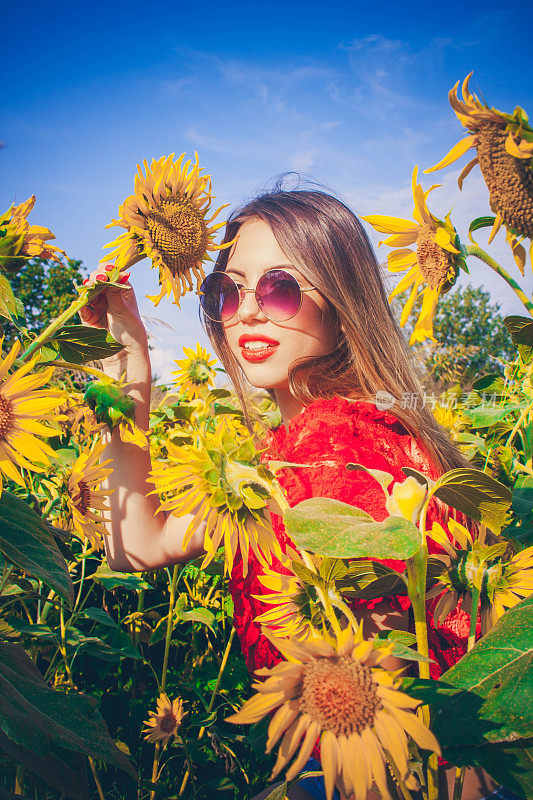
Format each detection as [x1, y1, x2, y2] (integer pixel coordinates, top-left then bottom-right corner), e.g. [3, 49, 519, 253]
[222, 218, 338, 404]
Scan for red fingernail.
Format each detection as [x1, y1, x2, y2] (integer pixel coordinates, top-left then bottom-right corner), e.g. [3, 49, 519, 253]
[119, 273, 131, 284]
[104, 264, 114, 272]
[82, 278, 89, 285]
[95, 273, 108, 281]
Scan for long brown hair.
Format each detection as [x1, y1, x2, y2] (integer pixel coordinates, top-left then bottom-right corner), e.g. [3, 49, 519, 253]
[202, 187, 469, 474]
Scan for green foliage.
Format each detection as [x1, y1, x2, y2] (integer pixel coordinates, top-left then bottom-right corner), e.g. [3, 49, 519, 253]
[284, 497, 422, 559]
[1, 256, 85, 347]
[0, 491, 73, 603]
[394, 285, 516, 386]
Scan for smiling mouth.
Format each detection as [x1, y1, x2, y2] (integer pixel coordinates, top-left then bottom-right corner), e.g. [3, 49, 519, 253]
[240, 340, 279, 361]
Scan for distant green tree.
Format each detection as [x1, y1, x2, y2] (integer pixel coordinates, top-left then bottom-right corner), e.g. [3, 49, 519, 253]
[1, 256, 85, 348]
[412, 285, 515, 386]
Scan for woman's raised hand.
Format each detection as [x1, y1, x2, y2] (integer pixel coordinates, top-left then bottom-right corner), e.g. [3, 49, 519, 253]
[79, 265, 150, 380]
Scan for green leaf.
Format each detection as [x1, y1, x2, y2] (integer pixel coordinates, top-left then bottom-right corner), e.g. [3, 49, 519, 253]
[463, 404, 521, 428]
[444, 739, 533, 798]
[48, 324, 124, 364]
[80, 607, 118, 628]
[432, 596, 533, 749]
[468, 216, 497, 243]
[284, 498, 421, 559]
[471, 374, 505, 392]
[430, 468, 512, 535]
[345, 463, 394, 494]
[91, 563, 151, 591]
[400, 677, 463, 706]
[504, 315, 533, 364]
[0, 642, 135, 775]
[0, 273, 24, 320]
[179, 607, 216, 631]
[0, 729, 90, 800]
[338, 560, 407, 599]
[0, 492, 73, 603]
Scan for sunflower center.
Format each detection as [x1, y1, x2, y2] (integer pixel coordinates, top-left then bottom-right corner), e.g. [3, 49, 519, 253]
[75, 481, 91, 516]
[188, 358, 212, 384]
[475, 122, 533, 238]
[300, 656, 382, 736]
[147, 197, 209, 274]
[0, 393, 14, 439]
[416, 224, 455, 289]
[159, 709, 178, 733]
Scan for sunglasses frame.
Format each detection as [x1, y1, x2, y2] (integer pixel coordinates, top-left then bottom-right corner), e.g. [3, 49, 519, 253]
[199, 268, 316, 323]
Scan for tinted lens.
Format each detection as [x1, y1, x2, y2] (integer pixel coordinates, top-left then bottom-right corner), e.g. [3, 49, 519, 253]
[257, 270, 302, 321]
[199, 273, 240, 321]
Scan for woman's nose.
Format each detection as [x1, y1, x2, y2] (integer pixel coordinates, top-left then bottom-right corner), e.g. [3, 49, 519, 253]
[237, 288, 267, 322]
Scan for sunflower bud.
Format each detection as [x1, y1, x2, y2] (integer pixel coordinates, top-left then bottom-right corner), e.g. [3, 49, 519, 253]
[84, 380, 136, 430]
[386, 476, 427, 524]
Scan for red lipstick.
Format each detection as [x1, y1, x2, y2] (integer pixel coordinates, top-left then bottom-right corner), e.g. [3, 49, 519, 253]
[239, 334, 279, 362]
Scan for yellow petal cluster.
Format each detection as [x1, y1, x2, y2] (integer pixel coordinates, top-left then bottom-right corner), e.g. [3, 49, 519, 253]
[149, 424, 283, 576]
[102, 153, 232, 306]
[65, 440, 114, 548]
[425, 73, 533, 271]
[227, 627, 440, 800]
[171, 343, 217, 401]
[142, 693, 186, 744]
[428, 520, 533, 634]
[0, 196, 65, 269]
[0, 340, 65, 493]
[362, 167, 464, 344]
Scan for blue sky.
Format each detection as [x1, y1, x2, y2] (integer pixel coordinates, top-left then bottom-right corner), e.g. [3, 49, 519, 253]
[1, 0, 532, 381]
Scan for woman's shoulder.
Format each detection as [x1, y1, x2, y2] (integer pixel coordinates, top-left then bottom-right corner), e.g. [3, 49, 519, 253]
[264, 396, 410, 451]
[262, 395, 438, 480]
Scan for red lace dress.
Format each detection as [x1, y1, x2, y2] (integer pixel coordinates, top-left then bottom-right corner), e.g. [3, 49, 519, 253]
[229, 396, 471, 681]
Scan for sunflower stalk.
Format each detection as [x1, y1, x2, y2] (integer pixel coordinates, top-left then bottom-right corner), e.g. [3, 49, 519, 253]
[464, 244, 533, 316]
[18, 291, 92, 362]
[405, 502, 439, 800]
[178, 626, 236, 797]
[453, 766, 466, 800]
[149, 564, 179, 800]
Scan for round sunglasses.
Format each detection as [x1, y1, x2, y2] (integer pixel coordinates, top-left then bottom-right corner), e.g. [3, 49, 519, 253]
[199, 269, 316, 323]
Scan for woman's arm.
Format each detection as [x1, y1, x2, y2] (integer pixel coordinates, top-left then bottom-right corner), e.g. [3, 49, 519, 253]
[80, 272, 206, 572]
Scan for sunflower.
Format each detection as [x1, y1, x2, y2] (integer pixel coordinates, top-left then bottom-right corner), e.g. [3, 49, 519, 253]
[254, 553, 326, 641]
[227, 627, 439, 800]
[65, 440, 113, 548]
[362, 167, 465, 344]
[142, 693, 186, 744]
[171, 343, 217, 400]
[102, 152, 232, 306]
[425, 73, 533, 271]
[428, 519, 533, 634]
[0, 196, 64, 271]
[149, 424, 284, 576]
[0, 340, 65, 492]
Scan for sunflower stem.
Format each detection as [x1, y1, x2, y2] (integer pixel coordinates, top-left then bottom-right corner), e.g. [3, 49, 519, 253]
[505, 398, 533, 449]
[42, 359, 115, 381]
[453, 766, 466, 800]
[407, 503, 438, 800]
[178, 627, 236, 797]
[150, 564, 179, 800]
[467, 583, 481, 652]
[464, 245, 533, 316]
[331, 593, 359, 634]
[18, 292, 92, 362]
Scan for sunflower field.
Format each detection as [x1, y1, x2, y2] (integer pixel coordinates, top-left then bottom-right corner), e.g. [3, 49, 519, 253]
[0, 73, 532, 800]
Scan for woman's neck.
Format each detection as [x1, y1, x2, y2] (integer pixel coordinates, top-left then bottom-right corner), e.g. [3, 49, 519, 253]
[274, 389, 305, 430]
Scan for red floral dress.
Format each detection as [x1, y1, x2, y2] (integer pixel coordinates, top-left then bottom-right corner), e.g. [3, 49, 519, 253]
[229, 396, 471, 680]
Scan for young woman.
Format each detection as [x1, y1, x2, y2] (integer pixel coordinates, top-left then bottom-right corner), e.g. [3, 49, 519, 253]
[80, 188, 500, 800]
